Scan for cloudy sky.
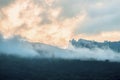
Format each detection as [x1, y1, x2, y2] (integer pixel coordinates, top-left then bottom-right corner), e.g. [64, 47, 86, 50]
[0, 0, 120, 47]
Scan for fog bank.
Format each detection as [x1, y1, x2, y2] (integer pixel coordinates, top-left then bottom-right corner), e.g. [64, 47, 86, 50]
[0, 35, 120, 62]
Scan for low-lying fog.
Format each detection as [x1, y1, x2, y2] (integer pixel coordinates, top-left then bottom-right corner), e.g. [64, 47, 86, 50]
[0, 35, 120, 62]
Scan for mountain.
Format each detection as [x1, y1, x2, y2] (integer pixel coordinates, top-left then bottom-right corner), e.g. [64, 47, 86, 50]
[1, 35, 120, 62]
[70, 39, 120, 53]
[31, 43, 72, 59]
[1, 37, 120, 80]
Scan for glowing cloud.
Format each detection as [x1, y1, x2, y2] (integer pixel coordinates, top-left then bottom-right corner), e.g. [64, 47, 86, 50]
[0, 0, 86, 48]
[0, 0, 119, 48]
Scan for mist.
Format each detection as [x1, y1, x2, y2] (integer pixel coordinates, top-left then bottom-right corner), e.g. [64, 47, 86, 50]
[0, 35, 120, 62]
[0, 35, 39, 57]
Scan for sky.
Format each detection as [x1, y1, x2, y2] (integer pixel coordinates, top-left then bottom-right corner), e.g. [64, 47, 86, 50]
[0, 0, 120, 48]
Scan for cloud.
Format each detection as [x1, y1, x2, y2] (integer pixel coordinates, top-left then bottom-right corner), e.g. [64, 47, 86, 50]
[0, 0, 14, 8]
[74, 31, 120, 42]
[0, 34, 39, 57]
[0, 0, 86, 47]
[75, 0, 120, 34]
[0, 35, 120, 62]
[0, 0, 120, 48]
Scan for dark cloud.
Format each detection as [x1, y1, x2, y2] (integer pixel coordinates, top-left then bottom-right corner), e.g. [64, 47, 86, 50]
[77, 13, 120, 35]
[72, 0, 120, 35]
[56, 0, 102, 18]
[39, 12, 53, 25]
[53, 0, 120, 35]
[0, 0, 15, 8]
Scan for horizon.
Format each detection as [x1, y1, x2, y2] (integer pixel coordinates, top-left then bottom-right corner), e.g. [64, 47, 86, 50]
[0, 1, 120, 80]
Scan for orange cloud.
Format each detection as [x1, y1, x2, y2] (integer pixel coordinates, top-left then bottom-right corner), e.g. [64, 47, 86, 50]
[0, 0, 119, 48]
[0, 0, 86, 48]
[74, 31, 120, 42]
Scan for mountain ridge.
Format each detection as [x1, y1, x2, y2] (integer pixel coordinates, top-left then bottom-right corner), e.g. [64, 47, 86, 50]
[70, 38, 120, 53]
